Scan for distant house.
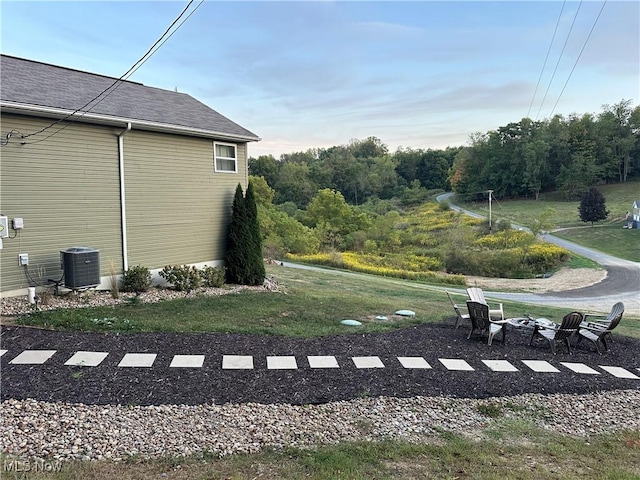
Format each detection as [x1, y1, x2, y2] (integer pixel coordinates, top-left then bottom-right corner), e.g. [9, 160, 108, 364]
[633, 200, 640, 228]
[0, 55, 260, 297]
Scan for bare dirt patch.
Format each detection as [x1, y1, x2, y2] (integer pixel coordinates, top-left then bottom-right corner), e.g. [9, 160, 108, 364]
[465, 268, 607, 294]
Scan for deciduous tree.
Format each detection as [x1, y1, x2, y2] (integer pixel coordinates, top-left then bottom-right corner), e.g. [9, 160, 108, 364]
[578, 187, 609, 226]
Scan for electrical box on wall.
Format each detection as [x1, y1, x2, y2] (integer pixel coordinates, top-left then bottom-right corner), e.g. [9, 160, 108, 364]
[19, 253, 29, 266]
[0, 216, 8, 238]
[12, 218, 24, 230]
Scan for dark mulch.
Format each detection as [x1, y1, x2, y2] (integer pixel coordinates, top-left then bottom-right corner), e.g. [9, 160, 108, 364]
[1, 319, 638, 406]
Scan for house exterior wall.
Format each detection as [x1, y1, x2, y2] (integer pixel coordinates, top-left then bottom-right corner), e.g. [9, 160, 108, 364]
[0, 114, 123, 295]
[123, 130, 247, 268]
[0, 113, 248, 296]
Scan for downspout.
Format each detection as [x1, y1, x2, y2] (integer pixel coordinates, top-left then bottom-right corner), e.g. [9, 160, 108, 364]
[118, 123, 132, 271]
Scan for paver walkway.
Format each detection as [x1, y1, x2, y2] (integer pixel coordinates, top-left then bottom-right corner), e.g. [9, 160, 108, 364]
[2, 325, 638, 406]
[4, 347, 639, 377]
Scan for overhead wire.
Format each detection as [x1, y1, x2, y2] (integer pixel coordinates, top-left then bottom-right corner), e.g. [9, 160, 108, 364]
[535, 0, 583, 121]
[549, 1, 607, 118]
[6, 0, 203, 147]
[527, 1, 566, 119]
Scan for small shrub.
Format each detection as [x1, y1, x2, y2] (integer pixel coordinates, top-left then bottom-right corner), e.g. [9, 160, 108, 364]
[524, 243, 570, 272]
[122, 265, 152, 293]
[436, 201, 451, 212]
[36, 285, 52, 306]
[108, 259, 120, 299]
[201, 265, 226, 288]
[478, 402, 503, 418]
[160, 265, 201, 292]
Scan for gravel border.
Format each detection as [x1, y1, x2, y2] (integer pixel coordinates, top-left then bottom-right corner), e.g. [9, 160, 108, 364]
[2, 390, 639, 462]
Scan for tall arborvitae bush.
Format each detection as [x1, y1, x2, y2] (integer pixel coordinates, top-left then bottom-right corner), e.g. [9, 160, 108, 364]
[225, 183, 265, 285]
[244, 181, 266, 284]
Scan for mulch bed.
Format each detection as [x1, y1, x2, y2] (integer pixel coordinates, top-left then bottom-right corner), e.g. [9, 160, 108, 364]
[1, 319, 638, 406]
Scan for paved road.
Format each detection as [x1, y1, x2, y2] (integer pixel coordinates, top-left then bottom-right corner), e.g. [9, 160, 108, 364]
[436, 192, 640, 316]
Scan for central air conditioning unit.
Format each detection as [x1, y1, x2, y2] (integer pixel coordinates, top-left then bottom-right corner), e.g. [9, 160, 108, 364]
[60, 246, 100, 290]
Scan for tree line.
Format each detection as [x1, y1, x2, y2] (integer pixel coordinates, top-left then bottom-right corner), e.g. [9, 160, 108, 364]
[250, 99, 639, 207]
[250, 137, 458, 209]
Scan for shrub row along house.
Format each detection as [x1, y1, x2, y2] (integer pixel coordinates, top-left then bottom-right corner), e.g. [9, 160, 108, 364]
[0, 55, 260, 297]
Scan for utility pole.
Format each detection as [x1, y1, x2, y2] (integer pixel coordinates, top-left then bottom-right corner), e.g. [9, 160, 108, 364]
[488, 189, 493, 233]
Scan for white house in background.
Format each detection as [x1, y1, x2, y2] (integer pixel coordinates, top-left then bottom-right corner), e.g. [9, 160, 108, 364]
[632, 200, 640, 228]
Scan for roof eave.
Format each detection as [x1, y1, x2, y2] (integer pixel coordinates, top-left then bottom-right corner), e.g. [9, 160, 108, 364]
[0, 101, 261, 143]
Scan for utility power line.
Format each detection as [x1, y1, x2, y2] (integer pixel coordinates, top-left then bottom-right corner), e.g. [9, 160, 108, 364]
[535, 0, 583, 121]
[549, 1, 607, 118]
[527, 1, 566, 119]
[6, 0, 203, 147]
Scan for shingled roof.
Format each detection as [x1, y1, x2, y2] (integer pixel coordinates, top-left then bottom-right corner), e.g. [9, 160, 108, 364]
[0, 55, 260, 142]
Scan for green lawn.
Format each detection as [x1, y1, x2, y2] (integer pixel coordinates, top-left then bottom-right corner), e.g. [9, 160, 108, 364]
[17, 265, 640, 338]
[554, 225, 640, 262]
[454, 180, 640, 261]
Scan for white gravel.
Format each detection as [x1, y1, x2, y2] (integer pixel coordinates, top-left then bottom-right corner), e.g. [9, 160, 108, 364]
[0, 281, 278, 317]
[1, 390, 638, 462]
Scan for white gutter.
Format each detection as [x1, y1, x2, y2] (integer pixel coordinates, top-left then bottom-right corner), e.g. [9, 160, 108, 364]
[118, 123, 132, 271]
[0, 102, 261, 143]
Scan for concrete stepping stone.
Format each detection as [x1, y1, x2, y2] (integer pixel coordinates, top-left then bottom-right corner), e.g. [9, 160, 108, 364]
[397, 357, 432, 369]
[170, 355, 205, 368]
[0, 350, 7, 357]
[64, 351, 109, 367]
[521, 360, 560, 373]
[222, 355, 254, 370]
[439, 358, 474, 371]
[117, 353, 157, 367]
[560, 362, 600, 375]
[599, 366, 639, 379]
[352, 356, 385, 368]
[267, 356, 298, 369]
[307, 356, 339, 368]
[9, 350, 56, 364]
[482, 360, 518, 372]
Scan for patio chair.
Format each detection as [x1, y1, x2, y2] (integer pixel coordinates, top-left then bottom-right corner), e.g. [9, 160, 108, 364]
[466, 301, 509, 346]
[445, 290, 470, 328]
[576, 303, 624, 354]
[580, 301, 624, 339]
[466, 287, 504, 320]
[529, 311, 583, 355]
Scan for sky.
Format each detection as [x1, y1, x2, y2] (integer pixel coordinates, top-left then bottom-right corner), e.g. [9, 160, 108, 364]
[1, 1, 638, 159]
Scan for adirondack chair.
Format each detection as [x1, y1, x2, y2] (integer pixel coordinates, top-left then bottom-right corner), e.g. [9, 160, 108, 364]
[466, 301, 509, 346]
[446, 290, 470, 328]
[576, 302, 624, 354]
[529, 311, 583, 355]
[466, 287, 504, 320]
[580, 302, 624, 339]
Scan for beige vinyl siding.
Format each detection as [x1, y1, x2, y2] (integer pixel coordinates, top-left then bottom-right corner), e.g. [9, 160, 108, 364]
[0, 114, 123, 293]
[123, 131, 247, 268]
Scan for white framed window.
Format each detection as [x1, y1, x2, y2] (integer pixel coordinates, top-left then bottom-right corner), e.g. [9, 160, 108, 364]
[214, 142, 237, 173]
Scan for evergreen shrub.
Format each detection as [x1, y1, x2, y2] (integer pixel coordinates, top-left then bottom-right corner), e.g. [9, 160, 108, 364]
[121, 265, 152, 293]
[160, 265, 201, 292]
[226, 183, 266, 285]
[201, 265, 226, 288]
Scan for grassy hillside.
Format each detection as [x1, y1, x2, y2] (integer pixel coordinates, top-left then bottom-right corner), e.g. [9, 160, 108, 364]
[18, 265, 640, 337]
[455, 181, 640, 261]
